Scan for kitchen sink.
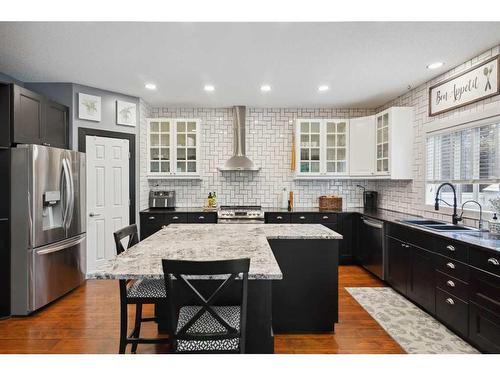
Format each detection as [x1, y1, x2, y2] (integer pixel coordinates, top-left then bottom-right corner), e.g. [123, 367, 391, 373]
[401, 219, 445, 226]
[423, 224, 478, 231]
[400, 219, 479, 232]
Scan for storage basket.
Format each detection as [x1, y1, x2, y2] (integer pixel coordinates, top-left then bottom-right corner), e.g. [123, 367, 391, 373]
[319, 195, 343, 211]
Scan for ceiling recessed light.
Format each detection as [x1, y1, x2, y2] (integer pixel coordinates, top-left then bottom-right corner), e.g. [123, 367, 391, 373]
[318, 85, 329, 92]
[260, 84, 271, 92]
[427, 62, 444, 70]
[145, 83, 157, 90]
[204, 85, 215, 92]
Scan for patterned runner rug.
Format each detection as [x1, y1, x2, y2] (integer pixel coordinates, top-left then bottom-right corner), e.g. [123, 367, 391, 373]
[346, 287, 479, 354]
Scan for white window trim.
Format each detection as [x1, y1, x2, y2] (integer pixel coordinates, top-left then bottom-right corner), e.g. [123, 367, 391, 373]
[423, 110, 500, 219]
[146, 118, 202, 178]
[294, 118, 350, 177]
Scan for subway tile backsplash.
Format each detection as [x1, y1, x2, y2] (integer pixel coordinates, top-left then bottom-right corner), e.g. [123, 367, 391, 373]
[139, 106, 376, 209]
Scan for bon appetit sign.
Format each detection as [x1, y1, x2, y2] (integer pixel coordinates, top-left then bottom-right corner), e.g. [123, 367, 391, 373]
[429, 56, 500, 116]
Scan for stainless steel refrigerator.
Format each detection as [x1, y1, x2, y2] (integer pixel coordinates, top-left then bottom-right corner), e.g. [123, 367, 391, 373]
[10, 145, 86, 315]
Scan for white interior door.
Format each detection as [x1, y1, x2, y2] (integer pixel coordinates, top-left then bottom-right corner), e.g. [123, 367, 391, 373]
[86, 135, 130, 273]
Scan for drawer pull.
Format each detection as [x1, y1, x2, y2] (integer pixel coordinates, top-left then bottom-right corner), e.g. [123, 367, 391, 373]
[322, 216, 329, 219]
[446, 245, 456, 252]
[446, 262, 456, 269]
[148, 216, 155, 220]
[198, 216, 205, 220]
[446, 280, 455, 288]
[276, 216, 283, 220]
[173, 216, 179, 220]
[445, 298, 455, 305]
[488, 257, 499, 266]
[299, 216, 306, 220]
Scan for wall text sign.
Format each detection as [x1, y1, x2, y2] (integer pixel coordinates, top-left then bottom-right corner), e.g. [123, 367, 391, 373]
[429, 56, 499, 116]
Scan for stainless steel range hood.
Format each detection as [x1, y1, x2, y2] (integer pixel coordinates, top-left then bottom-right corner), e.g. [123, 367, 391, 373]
[218, 106, 260, 171]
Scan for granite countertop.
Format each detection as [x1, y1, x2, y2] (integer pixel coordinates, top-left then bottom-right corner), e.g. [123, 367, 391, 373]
[88, 223, 342, 281]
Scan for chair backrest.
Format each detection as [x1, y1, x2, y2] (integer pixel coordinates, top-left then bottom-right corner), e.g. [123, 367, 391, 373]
[113, 224, 139, 255]
[162, 258, 250, 353]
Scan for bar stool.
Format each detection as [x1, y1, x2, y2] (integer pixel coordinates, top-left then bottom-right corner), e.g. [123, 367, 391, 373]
[162, 258, 250, 353]
[113, 224, 169, 354]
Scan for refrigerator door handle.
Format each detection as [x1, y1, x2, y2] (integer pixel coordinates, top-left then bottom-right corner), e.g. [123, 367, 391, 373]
[36, 234, 86, 255]
[66, 156, 75, 229]
[27, 191, 33, 249]
[61, 158, 72, 229]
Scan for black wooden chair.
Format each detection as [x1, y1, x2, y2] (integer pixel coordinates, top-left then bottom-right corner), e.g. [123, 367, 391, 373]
[161, 258, 250, 354]
[113, 224, 169, 354]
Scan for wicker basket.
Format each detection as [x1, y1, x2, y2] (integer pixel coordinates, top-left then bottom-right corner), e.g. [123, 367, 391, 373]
[319, 195, 343, 211]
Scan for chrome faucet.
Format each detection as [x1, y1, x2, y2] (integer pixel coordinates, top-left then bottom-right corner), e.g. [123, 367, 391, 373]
[460, 200, 485, 231]
[434, 183, 461, 225]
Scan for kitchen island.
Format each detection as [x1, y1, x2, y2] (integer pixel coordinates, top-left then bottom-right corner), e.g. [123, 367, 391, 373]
[89, 223, 342, 353]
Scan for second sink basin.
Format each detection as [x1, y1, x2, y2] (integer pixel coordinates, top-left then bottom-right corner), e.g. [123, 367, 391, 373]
[402, 219, 445, 226]
[423, 224, 477, 231]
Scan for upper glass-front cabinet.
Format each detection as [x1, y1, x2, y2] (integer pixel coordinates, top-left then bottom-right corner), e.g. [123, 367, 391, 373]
[296, 119, 349, 176]
[147, 118, 200, 177]
[375, 111, 390, 174]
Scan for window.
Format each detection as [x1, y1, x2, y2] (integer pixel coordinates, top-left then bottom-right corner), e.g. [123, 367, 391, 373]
[296, 119, 349, 175]
[147, 118, 200, 176]
[425, 119, 500, 212]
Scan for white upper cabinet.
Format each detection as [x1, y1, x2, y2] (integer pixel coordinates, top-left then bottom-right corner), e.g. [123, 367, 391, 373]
[349, 115, 376, 176]
[295, 119, 349, 177]
[377, 107, 413, 179]
[147, 118, 201, 178]
[349, 107, 413, 179]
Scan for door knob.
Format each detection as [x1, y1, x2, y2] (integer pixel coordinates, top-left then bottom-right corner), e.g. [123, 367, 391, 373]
[89, 212, 100, 217]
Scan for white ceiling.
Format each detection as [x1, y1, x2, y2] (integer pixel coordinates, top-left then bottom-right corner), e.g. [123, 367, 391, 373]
[1, 22, 500, 108]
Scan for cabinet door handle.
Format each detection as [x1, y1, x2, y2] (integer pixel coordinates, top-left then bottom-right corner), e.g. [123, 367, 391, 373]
[446, 262, 455, 269]
[276, 216, 283, 220]
[446, 280, 455, 288]
[322, 216, 329, 219]
[446, 245, 456, 252]
[148, 216, 156, 220]
[198, 216, 205, 220]
[172, 216, 179, 220]
[445, 298, 455, 305]
[488, 257, 499, 266]
[299, 216, 306, 220]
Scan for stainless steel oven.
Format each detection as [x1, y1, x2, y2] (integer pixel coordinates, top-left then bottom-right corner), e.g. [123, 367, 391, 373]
[217, 206, 265, 224]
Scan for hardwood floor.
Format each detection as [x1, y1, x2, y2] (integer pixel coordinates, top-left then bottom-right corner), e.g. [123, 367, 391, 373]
[0, 265, 404, 354]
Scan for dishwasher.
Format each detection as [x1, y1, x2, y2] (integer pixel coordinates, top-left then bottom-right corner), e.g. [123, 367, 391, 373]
[359, 216, 386, 280]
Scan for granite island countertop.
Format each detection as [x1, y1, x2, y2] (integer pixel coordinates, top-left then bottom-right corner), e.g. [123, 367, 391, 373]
[88, 223, 342, 281]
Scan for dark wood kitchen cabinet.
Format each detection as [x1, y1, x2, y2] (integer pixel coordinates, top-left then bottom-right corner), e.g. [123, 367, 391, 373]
[11, 85, 44, 145]
[43, 100, 68, 149]
[140, 212, 188, 239]
[386, 236, 409, 295]
[1, 84, 69, 149]
[139, 210, 217, 239]
[337, 213, 355, 264]
[407, 245, 436, 314]
[468, 266, 500, 353]
[265, 212, 291, 223]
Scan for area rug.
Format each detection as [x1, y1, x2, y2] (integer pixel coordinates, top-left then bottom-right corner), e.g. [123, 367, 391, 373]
[346, 287, 479, 354]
